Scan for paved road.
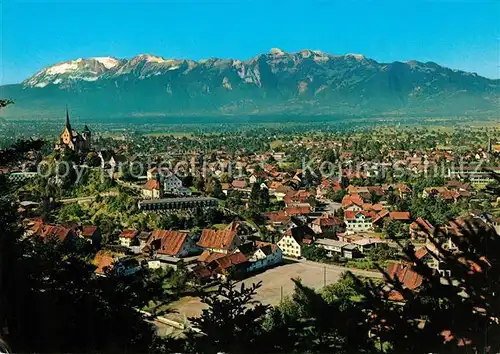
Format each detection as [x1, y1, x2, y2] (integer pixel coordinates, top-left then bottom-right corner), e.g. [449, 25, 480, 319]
[59, 191, 119, 204]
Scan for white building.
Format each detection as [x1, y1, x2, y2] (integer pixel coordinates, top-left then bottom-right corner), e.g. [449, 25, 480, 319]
[277, 234, 303, 257]
[344, 211, 374, 233]
[247, 242, 283, 272]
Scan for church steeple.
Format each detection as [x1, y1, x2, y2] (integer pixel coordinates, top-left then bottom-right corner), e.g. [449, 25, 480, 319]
[65, 105, 72, 131]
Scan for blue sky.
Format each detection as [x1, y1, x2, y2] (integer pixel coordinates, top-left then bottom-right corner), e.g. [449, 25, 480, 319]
[1, 0, 499, 85]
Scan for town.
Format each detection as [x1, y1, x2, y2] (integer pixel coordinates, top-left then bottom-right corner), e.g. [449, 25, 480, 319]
[1, 105, 499, 352]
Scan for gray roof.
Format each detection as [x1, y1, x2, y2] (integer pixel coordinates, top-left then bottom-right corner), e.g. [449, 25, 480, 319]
[315, 238, 348, 248]
[343, 244, 359, 251]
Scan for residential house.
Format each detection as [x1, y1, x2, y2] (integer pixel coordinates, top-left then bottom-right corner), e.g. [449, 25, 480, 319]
[414, 246, 449, 275]
[285, 204, 312, 216]
[28, 221, 76, 243]
[410, 217, 434, 239]
[246, 241, 283, 272]
[274, 185, 294, 201]
[353, 238, 386, 254]
[315, 238, 346, 256]
[197, 228, 242, 254]
[314, 238, 360, 259]
[309, 213, 345, 234]
[206, 252, 249, 281]
[142, 179, 163, 199]
[277, 225, 315, 258]
[144, 230, 199, 258]
[221, 183, 233, 195]
[342, 194, 364, 211]
[138, 231, 152, 248]
[344, 210, 375, 232]
[81, 226, 101, 248]
[372, 210, 411, 227]
[385, 262, 424, 301]
[232, 179, 248, 191]
[98, 151, 127, 170]
[272, 152, 286, 161]
[283, 190, 312, 207]
[119, 229, 139, 247]
[198, 250, 227, 264]
[249, 172, 268, 185]
[93, 251, 141, 276]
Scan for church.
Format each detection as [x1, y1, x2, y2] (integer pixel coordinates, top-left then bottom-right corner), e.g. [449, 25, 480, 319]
[55, 108, 92, 153]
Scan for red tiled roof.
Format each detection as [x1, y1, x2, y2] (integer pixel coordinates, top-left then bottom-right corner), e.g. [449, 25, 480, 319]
[143, 179, 160, 191]
[212, 252, 247, 270]
[441, 330, 472, 347]
[264, 211, 290, 223]
[199, 250, 226, 263]
[389, 211, 411, 221]
[341, 193, 364, 208]
[344, 210, 375, 220]
[34, 223, 74, 242]
[119, 229, 139, 239]
[414, 247, 429, 260]
[285, 206, 311, 216]
[268, 181, 283, 190]
[254, 241, 279, 253]
[386, 263, 423, 290]
[411, 217, 434, 233]
[312, 216, 344, 226]
[371, 204, 385, 211]
[232, 180, 247, 189]
[150, 230, 188, 256]
[93, 251, 115, 274]
[198, 229, 238, 250]
[387, 290, 404, 302]
[82, 226, 98, 238]
[440, 190, 460, 200]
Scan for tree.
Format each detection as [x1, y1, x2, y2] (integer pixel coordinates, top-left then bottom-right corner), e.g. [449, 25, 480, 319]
[301, 245, 328, 261]
[0, 99, 14, 109]
[183, 173, 194, 187]
[366, 243, 399, 262]
[85, 152, 101, 167]
[383, 219, 409, 239]
[219, 172, 232, 184]
[302, 169, 313, 188]
[258, 186, 270, 209]
[261, 278, 375, 353]
[187, 281, 269, 354]
[211, 179, 223, 199]
[0, 197, 164, 352]
[326, 188, 347, 203]
[195, 176, 205, 193]
[364, 218, 500, 354]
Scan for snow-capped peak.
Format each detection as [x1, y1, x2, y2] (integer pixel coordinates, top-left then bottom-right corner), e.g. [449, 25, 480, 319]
[45, 60, 82, 75]
[91, 57, 120, 69]
[135, 54, 167, 63]
[345, 53, 365, 60]
[270, 48, 286, 56]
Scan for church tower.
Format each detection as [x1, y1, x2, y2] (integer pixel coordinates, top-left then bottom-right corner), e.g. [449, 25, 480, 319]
[82, 123, 91, 151]
[60, 106, 74, 147]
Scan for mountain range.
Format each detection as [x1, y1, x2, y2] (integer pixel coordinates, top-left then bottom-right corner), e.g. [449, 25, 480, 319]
[1, 49, 499, 120]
